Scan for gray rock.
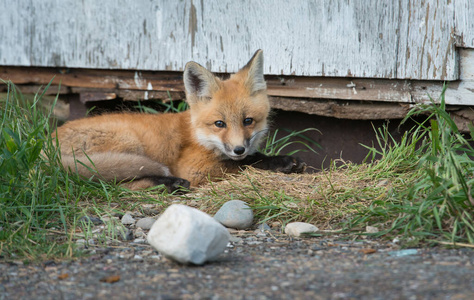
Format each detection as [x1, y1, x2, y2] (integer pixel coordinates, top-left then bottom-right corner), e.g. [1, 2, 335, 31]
[214, 200, 254, 230]
[121, 213, 136, 225]
[119, 229, 134, 241]
[254, 222, 271, 235]
[229, 235, 243, 243]
[284, 222, 319, 237]
[78, 215, 103, 225]
[134, 227, 146, 238]
[147, 204, 230, 265]
[136, 217, 156, 230]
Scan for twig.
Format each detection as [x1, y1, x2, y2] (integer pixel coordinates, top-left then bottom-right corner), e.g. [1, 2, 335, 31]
[435, 241, 474, 248]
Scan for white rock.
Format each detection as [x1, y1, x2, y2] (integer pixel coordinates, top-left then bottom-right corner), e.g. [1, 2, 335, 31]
[214, 200, 254, 230]
[121, 213, 136, 225]
[284, 222, 319, 237]
[366, 225, 379, 233]
[147, 204, 230, 265]
[136, 217, 156, 230]
[132, 238, 146, 244]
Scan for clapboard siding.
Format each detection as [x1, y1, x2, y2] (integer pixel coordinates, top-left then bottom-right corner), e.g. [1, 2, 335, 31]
[0, 0, 472, 80]
[397, 0, 457, 79]
[455, 0, 474, 48]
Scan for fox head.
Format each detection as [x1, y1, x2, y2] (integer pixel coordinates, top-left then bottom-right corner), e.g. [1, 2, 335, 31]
[183, 50, 270, 160]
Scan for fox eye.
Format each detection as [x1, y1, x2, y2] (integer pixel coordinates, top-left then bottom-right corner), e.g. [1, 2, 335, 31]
[243, 118, 253, 126]
[215, 120, 226, 128]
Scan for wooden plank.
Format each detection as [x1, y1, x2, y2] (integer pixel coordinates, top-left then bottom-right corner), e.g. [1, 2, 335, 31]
[0, 66, 413, 103]
[411, 49, 474, 105]
[79, 92, 116, 103]
[266, 77, 412, 103]
[0, 67, 183, 91]
[0, 84, 69, 95]
[2, 0, 471, 80]
[117, 90, 184, 102]
[269, 97, 410, 120]
[397, 0, 457, 80]
[0, 0, 404, 79]
[3, 48, 474, 106]
[455, 0, 474, 48]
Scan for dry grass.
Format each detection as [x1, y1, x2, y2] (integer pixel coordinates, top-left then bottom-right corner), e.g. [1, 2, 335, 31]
[178, 164, 393, 230]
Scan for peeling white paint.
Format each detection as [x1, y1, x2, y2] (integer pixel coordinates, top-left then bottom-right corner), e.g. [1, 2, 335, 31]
[155, 9, 162, 40]
[134, 72, 145, 89]
[0, 0, 472, 80]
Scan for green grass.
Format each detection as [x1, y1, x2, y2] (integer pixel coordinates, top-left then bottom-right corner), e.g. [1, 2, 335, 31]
[0, 81, 168, 261]
[348, 84, 474, 245]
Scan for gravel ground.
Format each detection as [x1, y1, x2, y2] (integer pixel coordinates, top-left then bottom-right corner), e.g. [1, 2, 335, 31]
[1, 230, 473, 300]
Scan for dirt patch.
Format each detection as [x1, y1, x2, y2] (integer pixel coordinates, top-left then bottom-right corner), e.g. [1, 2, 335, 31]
[1, 231, 473, 299]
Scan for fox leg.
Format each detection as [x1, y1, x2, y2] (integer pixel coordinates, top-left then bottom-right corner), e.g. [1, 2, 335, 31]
[61, 152, 190, 192]
[239, 152, 307, 174]
[121, 176, 190, 192]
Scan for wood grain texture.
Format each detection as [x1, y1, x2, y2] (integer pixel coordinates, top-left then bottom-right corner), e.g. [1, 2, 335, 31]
[1, 0, 471, 80]
[455, 0, 474, 48]
[397, 0, 457, 80]
[3, 47, 474, 106]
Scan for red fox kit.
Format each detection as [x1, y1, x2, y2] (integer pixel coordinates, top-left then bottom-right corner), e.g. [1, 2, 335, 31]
[55, 50, 305, 191]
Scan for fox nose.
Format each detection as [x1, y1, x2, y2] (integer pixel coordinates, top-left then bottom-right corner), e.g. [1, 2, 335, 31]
[233, 146, 246, 155]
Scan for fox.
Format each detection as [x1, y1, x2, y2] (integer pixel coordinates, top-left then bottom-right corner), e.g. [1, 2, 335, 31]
[54, 50, 306, 192]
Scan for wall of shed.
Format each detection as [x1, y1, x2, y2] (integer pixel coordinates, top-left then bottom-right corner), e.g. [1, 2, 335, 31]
[1, 0, 473, 80]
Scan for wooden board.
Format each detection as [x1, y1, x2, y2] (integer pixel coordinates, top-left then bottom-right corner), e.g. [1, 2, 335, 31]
[397, 0, 457, 80]
[1, 0, 472, 80]
[455, 0, 474, 48]
[3, 47, 474, 106]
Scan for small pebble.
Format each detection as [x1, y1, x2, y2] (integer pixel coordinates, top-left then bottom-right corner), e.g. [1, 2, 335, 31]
[78, 215, 103, 225]
[120, 229, 134, 241]
[121, 213, 136, 225]
[134, 228, 146, 238]
[255, 222, 271, 233]
[229, 235, 243, 243]
[366, 226, 379, 233]
[132, 238, 146, 244]
[214, 200, 254, 230]
[284, 222, 319, 237]
[388, 249, 418, 257]
[136, 217, 156, 230]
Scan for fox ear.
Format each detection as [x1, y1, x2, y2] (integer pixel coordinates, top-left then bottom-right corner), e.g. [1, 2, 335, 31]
[183, 62, 219, 104]
[241, 49, 266, 94]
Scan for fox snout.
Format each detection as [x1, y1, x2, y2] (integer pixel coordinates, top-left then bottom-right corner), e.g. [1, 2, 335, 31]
[224, 143, 249, 160]
[233, 146, 246, 155]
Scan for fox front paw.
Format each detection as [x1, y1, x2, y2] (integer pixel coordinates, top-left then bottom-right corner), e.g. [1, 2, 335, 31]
[242, 153, 307, 174]
[271, 156, 307, 174]
[253, 155, 306, 174]
[159, 176, 191, 193]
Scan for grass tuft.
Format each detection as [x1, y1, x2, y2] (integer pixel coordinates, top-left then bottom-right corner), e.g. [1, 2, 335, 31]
[349, 84, 474, 245]
[0, 81, 168, 261]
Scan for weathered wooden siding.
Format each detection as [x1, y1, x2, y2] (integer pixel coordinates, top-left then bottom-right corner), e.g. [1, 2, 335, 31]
[455, 0, 474, 48]
[397, 0, 457, 79]
[1, 0, 472, 80]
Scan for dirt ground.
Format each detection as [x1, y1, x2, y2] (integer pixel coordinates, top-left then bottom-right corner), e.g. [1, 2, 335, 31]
[1, 230, 473, 300]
